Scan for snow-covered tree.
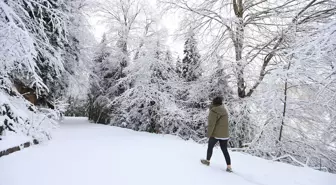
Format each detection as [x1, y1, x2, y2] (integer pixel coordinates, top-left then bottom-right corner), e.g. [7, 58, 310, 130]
[246, 18, 336, 172]
[109, 31, 178, 133]
[164, 49, 173, 64]
[0, 0, 94, 143]
[0, 0, 67, 142]
[87, 34, 114, 124]
[181, 29, 202, 82]
[95, 0, 145, 80]
[279, 19, 336, 172]
[160, 0, 336, 98]
[175, 56, 182, 77]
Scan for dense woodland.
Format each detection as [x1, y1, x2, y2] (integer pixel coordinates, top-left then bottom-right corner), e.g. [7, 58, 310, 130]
[0, 0, 335, 173]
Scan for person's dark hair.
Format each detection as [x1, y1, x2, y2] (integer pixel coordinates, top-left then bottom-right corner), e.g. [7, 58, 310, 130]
[212, 96, 223, 106]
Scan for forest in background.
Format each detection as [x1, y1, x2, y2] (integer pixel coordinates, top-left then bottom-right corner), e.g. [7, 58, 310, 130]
[0, 0, 335, 173]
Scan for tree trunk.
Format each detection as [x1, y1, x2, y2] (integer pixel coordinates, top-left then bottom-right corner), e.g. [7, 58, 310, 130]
[279, 80, 287, 142]
[233, 0, 246, 98]
[279, 62, 291, 142]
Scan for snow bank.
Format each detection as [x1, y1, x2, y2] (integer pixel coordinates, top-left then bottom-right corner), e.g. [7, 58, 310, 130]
[0, 133, 30, 151]
[0, 89, 60, 151]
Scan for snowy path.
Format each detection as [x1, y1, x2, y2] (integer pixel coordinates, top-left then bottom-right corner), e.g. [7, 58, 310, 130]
[1, 117, 335, 185]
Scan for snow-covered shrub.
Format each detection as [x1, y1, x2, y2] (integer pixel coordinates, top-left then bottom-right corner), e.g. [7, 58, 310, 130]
[0, 79, 59, 142]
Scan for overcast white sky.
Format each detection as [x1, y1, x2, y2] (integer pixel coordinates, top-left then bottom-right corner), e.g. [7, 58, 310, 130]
[88, 0, 184, 58]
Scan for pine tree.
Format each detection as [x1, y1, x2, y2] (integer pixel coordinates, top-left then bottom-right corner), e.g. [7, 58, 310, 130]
[3, 0, 68, 97]
[164, 49, 173, 64]
[181, 29, 201, 81]
[30, 0, 68, 98]
[87, 34, 113, 124]
[109, 35, 177, 132]
[11, 0, 83, 103]
[176, 56, 182, 77]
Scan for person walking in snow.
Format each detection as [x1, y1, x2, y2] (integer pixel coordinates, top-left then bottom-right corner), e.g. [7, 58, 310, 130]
[201, 96, 232, 172]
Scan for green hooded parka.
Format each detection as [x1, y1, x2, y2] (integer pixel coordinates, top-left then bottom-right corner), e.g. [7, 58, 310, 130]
[207, 105, 229, 138]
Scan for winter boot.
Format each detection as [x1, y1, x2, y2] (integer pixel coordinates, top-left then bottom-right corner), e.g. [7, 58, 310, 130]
[200, 159, 210, 166]
[226, 167, 233, 173]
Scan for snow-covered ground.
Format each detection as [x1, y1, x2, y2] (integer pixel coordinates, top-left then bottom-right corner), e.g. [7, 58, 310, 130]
[1, 117, 335, 185]
[0, 133, 31, 151]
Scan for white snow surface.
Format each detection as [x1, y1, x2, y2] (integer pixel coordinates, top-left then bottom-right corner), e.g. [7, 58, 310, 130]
[0, 117, 335, 185]
[0, 133, 31, 151]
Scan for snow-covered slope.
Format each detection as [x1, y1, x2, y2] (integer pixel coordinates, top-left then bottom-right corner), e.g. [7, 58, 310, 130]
[0, 117, 335, 185]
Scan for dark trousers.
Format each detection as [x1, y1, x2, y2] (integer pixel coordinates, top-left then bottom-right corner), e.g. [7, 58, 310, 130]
[206, 137, 231, 165]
